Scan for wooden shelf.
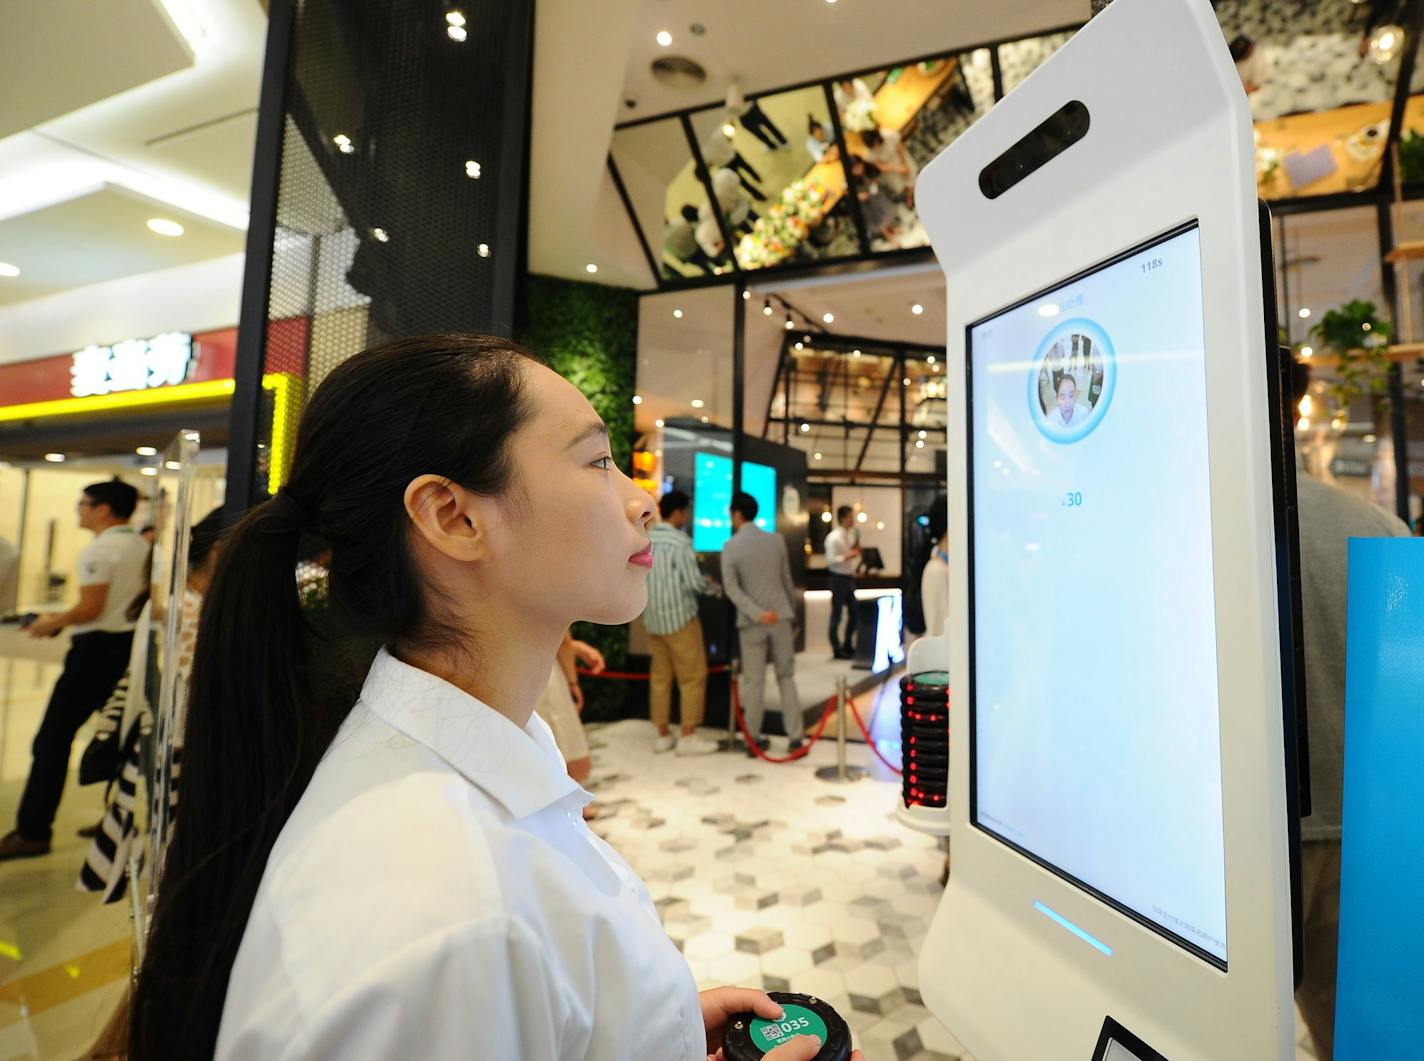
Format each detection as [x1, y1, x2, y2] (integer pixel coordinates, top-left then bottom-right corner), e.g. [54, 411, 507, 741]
[1383, 241, 1424, 264]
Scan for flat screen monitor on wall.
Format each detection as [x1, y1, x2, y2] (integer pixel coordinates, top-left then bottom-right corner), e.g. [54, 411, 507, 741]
[693, 454, 776, 552]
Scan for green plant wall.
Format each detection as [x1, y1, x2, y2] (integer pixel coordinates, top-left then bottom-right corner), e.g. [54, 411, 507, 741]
[522, 274, 640, 721]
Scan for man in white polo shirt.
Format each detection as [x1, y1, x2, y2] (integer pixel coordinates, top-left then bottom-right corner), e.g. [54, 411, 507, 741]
[824, 505, 862, 660]
[1, 478, 150, 861]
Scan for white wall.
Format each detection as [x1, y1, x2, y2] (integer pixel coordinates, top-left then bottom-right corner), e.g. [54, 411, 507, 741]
[0, 252, 245, 365]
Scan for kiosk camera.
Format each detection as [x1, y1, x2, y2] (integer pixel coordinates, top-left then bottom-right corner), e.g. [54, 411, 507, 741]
[911, 0, 1302, 1056]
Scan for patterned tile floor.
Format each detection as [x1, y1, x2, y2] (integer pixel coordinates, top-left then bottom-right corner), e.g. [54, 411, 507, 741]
[584, 717, 1322, 1061]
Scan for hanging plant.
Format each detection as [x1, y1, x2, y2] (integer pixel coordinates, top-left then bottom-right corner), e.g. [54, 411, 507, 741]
[1399, 129, 1424, 186]
[1307, 299, 1392, 411]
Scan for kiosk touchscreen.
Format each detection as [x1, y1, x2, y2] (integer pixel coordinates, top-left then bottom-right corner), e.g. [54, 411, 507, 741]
[912, 0, 1299, 1057]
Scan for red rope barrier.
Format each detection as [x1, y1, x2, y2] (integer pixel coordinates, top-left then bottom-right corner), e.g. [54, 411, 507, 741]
[845, 698, 904, 776]
[729, 679, 838, 763]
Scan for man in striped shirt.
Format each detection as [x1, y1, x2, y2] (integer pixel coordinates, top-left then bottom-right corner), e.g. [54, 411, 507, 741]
[644, 491, 722, 755]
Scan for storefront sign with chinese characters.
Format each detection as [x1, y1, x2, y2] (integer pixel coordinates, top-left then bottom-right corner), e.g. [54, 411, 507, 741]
[70, 332, 195, 397]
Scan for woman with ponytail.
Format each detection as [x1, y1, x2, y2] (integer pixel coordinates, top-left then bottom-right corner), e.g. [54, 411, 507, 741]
[131, 336, 848, 1060]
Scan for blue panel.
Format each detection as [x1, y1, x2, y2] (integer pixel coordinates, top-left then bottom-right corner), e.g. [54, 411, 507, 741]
[691, 454, 776, 552]
[1336, 539, 1424, 1058]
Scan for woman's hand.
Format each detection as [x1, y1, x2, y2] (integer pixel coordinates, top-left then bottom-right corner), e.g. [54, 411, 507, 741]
[698, 988, 863, 1061]
[570, 639, 605, 674]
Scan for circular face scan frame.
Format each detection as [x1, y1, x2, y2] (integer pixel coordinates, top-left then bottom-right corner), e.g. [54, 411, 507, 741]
[1026, 317, 1117, 444]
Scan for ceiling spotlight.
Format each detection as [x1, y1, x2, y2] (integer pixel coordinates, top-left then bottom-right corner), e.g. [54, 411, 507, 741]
[333, 133, 354, 153]
[477, 243, 491, 257]
[1369, 23, 1404, 64]
[446, 10, 466, 27]
[785, 313, 794, 330]
[136, 446, 158, 457]
[763, 299, 773, 316]
[691, 398, 705, 408]
[742, 290, 750, 300]
[876, 521, 885, 530]
[814, 452, 823, 461]
[656, 30, 672, 46]
[903, 377, 911, 386]
[852, 349, 861, 357]
[465, 160, 482, 178]
[918, 430, 927, 439]
[44, 453, 65, 463]
[1298, 307, 1311, 319]
[1364, 433, 1377, 443]
[673, 308, 683, 318]
[795, 342, 804, 350]
[655, 419, 665, 428]
[147, 218, 184, 237]
[911, 303, 924, 315]
[800, 422, 811, 433]
[140, 467, 159, 477]
[165, 461, 182, 470]
[585, 263, 599, 274]
[632, 395, 643, 405]
[856, 512, 868, 523]
[722, 122, 736, 138]
[821, 510, 832, 522]
[0, 262, 18, 277]
[700, 415, 710, 423]
[926, 355, 936, 364]
[1297, 416, 1311, 431]
[448, 24, 468, 41]
[915, 440, 925, 449]
[822, 312, 834, 324]
[371, 227, 389, 242]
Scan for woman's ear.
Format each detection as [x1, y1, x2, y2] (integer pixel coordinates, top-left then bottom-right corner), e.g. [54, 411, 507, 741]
[404, 475, 491, 563]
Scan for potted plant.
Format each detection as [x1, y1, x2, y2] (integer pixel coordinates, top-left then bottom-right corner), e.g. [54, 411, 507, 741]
[1307, 299, 1392, 410]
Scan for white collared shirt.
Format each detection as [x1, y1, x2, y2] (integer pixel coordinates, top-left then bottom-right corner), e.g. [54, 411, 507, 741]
[824, 526, 857, 576]
[72, 524, 150, 634]
[216, 649, 705, 1060]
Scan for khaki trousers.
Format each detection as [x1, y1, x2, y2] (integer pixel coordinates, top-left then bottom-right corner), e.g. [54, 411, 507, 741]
[648, 617, 708, 731]
[1295, 839, 1341, 1060]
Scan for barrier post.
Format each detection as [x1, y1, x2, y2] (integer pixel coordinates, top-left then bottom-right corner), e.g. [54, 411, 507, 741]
[720, 658, 742, 753]
[816, 676, 867, 783]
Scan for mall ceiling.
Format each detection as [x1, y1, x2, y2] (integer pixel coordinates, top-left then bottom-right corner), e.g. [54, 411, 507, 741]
[0, 0, 1083, 339]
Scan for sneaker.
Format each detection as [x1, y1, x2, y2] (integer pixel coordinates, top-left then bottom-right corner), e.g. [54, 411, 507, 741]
[0, 830, 51, 862]
[675, 734, 719, 756]
[653, 733, 677, 753]
[787, 738, 806, 754]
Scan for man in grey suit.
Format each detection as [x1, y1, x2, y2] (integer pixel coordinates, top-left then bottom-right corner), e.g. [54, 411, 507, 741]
[721, 492, 805, 756]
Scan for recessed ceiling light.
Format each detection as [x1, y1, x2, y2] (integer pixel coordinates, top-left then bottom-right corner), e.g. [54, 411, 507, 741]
[1298, 307, 1311, 319]
[0, 262, 20, 277]
[926, 355, 936, 364]
[876, 521, 885, 530]
[918, 430, 927, 439]
[632, 395, 642, 405]
[814, 452, 823, 460]
[136, 446, 158, 457]
[742, 290, 750, 300]
[655, 419, 665, 428]
[795, 342, 804, 350]
[852, 349, 861, 357]
[585, 263, 598, 274]
[722, 122, 736, 138]
[147, 218, 184, 237]
[1364, 433, 1377, 442]
[165, 460, 182, 470]
[856, 512, 867, 523]
[371, 227, 389, 242]
[763, 300, 773, 316]
[448, 24, 467, 41]
[820, 510, 832, 522]
[700, 415, 710, 423]
[140, 467, 159, 476]
[915, 440, 925, 449]
[673, 308, 683, 318]
[477, 243, 490, 257]
[333, 133, 354, 153]
[911, 303, 924, 315]
[784, 313, 794, 330]
[691, 398, 705, 408]
[446, 10, 466, 27]
[465, 160, 482, 178]
[799, 422, 811, 433]
[822, 312, 834, 324]
[656, 30, 672, 46]
[44, 453, 65, 463]
[903, 377, 911, 385]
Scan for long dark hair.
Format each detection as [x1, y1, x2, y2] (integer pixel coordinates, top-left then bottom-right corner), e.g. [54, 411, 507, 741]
[130, 334, 540, 1059]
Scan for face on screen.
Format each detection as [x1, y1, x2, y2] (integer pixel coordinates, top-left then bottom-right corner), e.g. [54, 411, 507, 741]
[967, 224, 1228, 964]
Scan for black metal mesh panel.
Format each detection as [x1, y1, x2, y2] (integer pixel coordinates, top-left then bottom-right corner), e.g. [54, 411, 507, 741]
[248, 0, 532, 495]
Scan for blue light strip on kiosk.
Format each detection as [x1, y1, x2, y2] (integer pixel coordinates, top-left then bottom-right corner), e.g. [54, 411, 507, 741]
[1033, 900, 1113, 957]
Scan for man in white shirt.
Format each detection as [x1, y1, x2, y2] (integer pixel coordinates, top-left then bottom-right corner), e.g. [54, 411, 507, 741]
[823, 506, 862, 660]
[919, 497, 949, 640]
[1, 478, 151, 861]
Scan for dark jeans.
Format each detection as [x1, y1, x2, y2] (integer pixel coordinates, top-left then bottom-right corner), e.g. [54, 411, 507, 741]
[829, 573, 857, 655]
[740, 102, 788, 150]
[16, 630, 132, 840]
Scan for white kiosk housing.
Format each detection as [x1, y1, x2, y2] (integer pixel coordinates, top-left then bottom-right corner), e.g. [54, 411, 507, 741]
[912, 0, 1300, 1056]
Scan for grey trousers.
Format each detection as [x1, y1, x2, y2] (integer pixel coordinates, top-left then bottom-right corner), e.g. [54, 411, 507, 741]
[737, 620, 803, 740]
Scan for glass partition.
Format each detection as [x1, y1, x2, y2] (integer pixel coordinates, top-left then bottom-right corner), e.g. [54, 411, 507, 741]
[612, 119, 725, 281]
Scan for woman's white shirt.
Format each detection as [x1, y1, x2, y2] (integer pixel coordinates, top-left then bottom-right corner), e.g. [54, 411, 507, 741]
[216, 648, 705, 1060]
[920, 552, 949, 639]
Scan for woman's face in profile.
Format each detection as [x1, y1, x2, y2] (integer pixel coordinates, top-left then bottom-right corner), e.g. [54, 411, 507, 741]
[475, 363, 654, 629]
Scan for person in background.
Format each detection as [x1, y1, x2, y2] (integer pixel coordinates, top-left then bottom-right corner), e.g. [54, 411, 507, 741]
[726, 82, 789, 153]
[834, 77, 878, 132]
[643, 490, 721, 756]
[1, 479, 150, 862]
[534, 629, 607, 818]
[824, 505, 862, 660]
[1413, 511, 1423, 536]
[699, 166, 758, 236]
[699, 124, 765, 200]
[128, 336, 842, 1060]
[851, 159, 900, 244]
[861, 127, 918, 209]
[1230, 35, 1265, 94]
[721, 492, 805, 755]
[805, 118, 838, 163]
[664, 205, 713, 274]
[694, 212, 730, 267]
[139, 525, 157, 546]
[920, 497, 949, 640]
[1290, 363, 1411, 1060]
